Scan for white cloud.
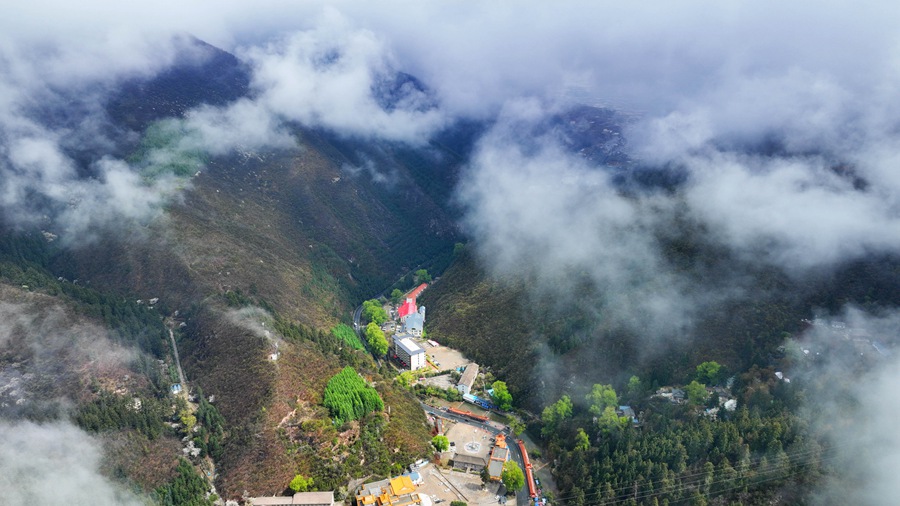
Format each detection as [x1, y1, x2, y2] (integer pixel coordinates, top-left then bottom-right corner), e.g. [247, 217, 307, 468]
[683, 151, 900, 271]
[457, 103, 701, 340]
[793, 307, 900, 506]
[0, 421, 145, 506]
[233, 7, 446, 143]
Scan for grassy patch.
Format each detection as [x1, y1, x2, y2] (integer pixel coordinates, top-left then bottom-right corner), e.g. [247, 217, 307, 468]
[331, 323, 365, 350]
[129, 119, 207, 182]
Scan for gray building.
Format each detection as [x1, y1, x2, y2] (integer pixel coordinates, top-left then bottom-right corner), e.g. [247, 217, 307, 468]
[451, 453, 487, 473]
[403, 307, 426, 336]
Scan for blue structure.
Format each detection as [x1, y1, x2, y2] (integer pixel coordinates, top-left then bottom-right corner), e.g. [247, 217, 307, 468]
[463, 393, 497, 410]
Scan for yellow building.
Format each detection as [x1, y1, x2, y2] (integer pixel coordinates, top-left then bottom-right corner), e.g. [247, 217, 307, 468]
[356, 476, 422, 506]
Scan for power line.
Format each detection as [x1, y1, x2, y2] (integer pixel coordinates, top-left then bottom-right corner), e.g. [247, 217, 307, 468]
[579, 448, 841, 506]
[549, 437, 848, 506]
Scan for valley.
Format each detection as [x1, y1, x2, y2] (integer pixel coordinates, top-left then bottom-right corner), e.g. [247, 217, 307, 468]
[3, 9, 900, 505]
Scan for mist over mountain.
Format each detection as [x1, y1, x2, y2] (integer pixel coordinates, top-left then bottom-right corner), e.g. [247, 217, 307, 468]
[2, 1, 900, 504]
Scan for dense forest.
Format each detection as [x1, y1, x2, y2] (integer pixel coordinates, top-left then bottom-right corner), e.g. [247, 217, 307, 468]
[323, 366, 384, 424]
[0, 231, 170, 363]
[540, 367, 823, 505]
[153, 459, 215, 506]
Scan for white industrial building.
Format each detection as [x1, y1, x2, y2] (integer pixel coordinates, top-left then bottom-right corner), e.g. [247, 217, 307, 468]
[457, 363, 479, 395]
[393, 336, 426, 370]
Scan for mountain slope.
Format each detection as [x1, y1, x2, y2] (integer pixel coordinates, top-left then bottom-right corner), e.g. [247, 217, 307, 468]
[50, 40, 463, 498]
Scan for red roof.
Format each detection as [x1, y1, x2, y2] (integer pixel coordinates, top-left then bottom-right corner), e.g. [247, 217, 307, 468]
[407, 283, 428, 301]
[398, 283, 427, 320]
[398, 299, 417, 319]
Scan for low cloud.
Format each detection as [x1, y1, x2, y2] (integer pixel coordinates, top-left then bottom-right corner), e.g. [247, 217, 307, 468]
[225, 305, 276, 341]
[0, 296, 145, 506]
[457, 102, 704, 342]
[818, 357, 900, 506]
[0, 420, 145, 506]
[0, 297, 137, 417]
[1, 1, 900, 502]
[681, 150, 900, 271]
[0, 5, 456, 242]
[183, 99, 295, 156]
[0, 34, 200, 243]
[784, 307, 900, 505]
[217, 7, 445, 144]
[342, 157, 397, 187]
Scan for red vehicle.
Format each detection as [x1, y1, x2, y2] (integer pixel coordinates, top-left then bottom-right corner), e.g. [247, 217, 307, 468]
[517, 439, 537, 499]
[447, 407, 489, 423]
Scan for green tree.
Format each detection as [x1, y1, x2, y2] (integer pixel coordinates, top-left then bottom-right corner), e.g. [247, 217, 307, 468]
[542, 395, 573, 437]
[391, 288, 404, 304]
[597, 406, 628, 433]
[552, 395, 573, 419]
[331, 324, 365, 350]
[491, 380, 513, 410]
[509, 419, 526, 437]
[586, 384, 618, 416]
[290, 474, 313, 493]
[396, 370, 417, 388]
[415, 269, 432, 283]
[574, 428, 591, 451]
[501, 460, 525, 493]
[450, 502, 467, 506]
[696, 361, 723, 385]
[432, 435, 450, 452]
[685, 380, 709, 406]
[366, 322, 389, 357]
[180, 409, 197, 434]
[154, 459, 213, 506]
[363, 299, 388, 325]
[626, 375, 643, 401]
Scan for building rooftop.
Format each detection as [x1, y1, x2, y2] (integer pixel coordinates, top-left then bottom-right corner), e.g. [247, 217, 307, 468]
[491, 446, 509, 461]
[251, 498, 294, 506]
[398, 299, 417, 320]
[402, 471, 422, 484]
[458, 363, 479, 389]
[407, 283, 428, 300]
[356, 476, 421, 506]
[453, 454, 487, 467]
[250, 492, 334, 505]
[396, 337, 424, 356]
[487, 459, 504, 479]
[295, 492, 335, 505]
[404, 312, 425, 332]
[390, 476, 417, 496]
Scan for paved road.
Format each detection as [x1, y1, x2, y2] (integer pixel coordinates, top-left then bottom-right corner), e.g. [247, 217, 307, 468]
[353, 303, 385, 367]
[167, 327, 187, 387]
[421, 403, 531, 506]
[353, 304, 364, 338]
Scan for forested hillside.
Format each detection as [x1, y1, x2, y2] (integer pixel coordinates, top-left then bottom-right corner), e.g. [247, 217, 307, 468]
[0, 39, 463, 501]
[424, 231, 900, 412]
